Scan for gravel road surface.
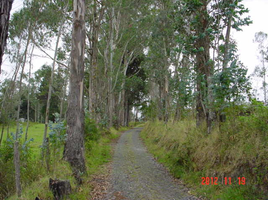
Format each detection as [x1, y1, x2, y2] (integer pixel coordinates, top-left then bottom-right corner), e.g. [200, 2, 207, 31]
[104, 128, 199, 200]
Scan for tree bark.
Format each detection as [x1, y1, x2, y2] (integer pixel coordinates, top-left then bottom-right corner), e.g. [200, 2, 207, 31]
[25, 45, 34, 141]
[222, 0, 233, 70]
[14, 25, 31, 197]
[108, 7, 115, 128]
[63, 0, 86, 183]
[163, 39, 169, 123]
[88, 1, 104, 120]
[195, 1, 213, 133]
[0, 0, 14, 73]
[60, 73, 67, 121]
[0, 125, 4, 145]
[262, 53, 266, 104]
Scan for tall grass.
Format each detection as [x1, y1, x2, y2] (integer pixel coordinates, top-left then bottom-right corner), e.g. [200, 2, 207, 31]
[141, 114, 268, 199]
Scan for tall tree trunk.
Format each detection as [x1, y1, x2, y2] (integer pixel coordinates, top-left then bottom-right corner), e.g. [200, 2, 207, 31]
[125, 99, 130, 127]
[88, 1, 104, 119]
[158, 83, 163, 120]
[35, 103, 37, 122]
[14, 26, 31, 197]
[108, 7, 115, 128]
[7, 123, 9, 138]
[0, 125, 4, 145]
[63, 0, 86, 183]
[195, 1, 213, 133]
[163, 39, 169, 123]
[60, 74, 67, 121]
[42, 22, 63, 151]
[25, 45, 34, 141]
[0, 0, 14, 73]
[222, 0, 233, 70]
[262, 53, 267, 104]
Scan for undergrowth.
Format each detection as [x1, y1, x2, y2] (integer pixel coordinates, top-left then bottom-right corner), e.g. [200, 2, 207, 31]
[2, 116, 129, 200]
[140, 103, 268, 200]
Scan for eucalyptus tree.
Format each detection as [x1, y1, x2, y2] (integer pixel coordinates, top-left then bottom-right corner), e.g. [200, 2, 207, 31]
[172, 0, 251, 133]
[86, 0, 153, 127]
[86, 0, 105, 120]
[34, 65, 62, 122]
[7, 5, 36, 196]
[148, 0, 175, 122]
[253, 31, 268, 104]
[32, 0, 72, 153]
[0, 0, 14, 73]
[25, 45, 34, 141]
[63, 0, 86, 183]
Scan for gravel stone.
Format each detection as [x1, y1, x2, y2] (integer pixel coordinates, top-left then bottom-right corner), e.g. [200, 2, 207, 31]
[104, 128, 200, 200]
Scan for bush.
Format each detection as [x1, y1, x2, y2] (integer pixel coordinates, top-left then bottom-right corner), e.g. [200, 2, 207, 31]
[0, 130, 41, 199]
[85, 117, 100, 142]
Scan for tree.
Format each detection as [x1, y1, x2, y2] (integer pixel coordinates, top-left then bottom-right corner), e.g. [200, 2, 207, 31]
[63, 0, 86, 183]
[0, 0, 14, 73]
[34, 65, 61, 122]
[253, 31, 268, 104]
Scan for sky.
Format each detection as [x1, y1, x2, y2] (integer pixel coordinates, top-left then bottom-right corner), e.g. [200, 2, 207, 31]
[232, 0, 268, 100]
[1, 0, 268, 100]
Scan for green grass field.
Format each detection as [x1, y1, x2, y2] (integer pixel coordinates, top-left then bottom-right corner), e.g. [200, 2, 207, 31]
[1, 122, 45, 154]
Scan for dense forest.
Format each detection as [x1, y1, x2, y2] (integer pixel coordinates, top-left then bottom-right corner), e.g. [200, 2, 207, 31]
[0, 0, 267, 199]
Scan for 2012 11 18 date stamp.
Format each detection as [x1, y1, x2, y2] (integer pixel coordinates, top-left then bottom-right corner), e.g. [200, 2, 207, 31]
[201, 177, 246, 185]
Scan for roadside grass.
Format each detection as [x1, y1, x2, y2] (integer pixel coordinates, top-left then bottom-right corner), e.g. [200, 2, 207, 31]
[140, 119, 267, 200]
[5, 123, 128, 200]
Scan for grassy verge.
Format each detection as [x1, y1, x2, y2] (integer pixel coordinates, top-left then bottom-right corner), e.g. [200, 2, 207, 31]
[140, 120, 267, 200]
[2, 122, 130, 200]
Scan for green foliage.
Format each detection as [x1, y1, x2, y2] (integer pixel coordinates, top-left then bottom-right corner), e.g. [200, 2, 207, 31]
[0, 125, 41, 199]
[213, 60, 251, 108]
[84, 117, 100, 143]
[48, 113, 66, 147]
[140, 100, 158, 120]
[34, 65, 63, 122]
[6, 122, 125, 200]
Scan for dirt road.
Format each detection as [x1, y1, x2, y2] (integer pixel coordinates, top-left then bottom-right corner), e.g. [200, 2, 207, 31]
[104, 128, 199, 200]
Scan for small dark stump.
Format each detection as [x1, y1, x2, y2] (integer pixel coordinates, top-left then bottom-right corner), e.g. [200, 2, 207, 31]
[49, 178, 71, 200]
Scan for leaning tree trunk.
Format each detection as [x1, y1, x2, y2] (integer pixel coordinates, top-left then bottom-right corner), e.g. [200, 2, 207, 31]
[42, 22, 63, 153]
[0, 0, 13, 73]
[25, 45, 34, 141]
[63, 0, 86, 183]
[14, 26, 31, 197]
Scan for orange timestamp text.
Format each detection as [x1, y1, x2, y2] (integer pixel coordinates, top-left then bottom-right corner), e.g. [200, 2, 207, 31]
[201, 177, 246, 185]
